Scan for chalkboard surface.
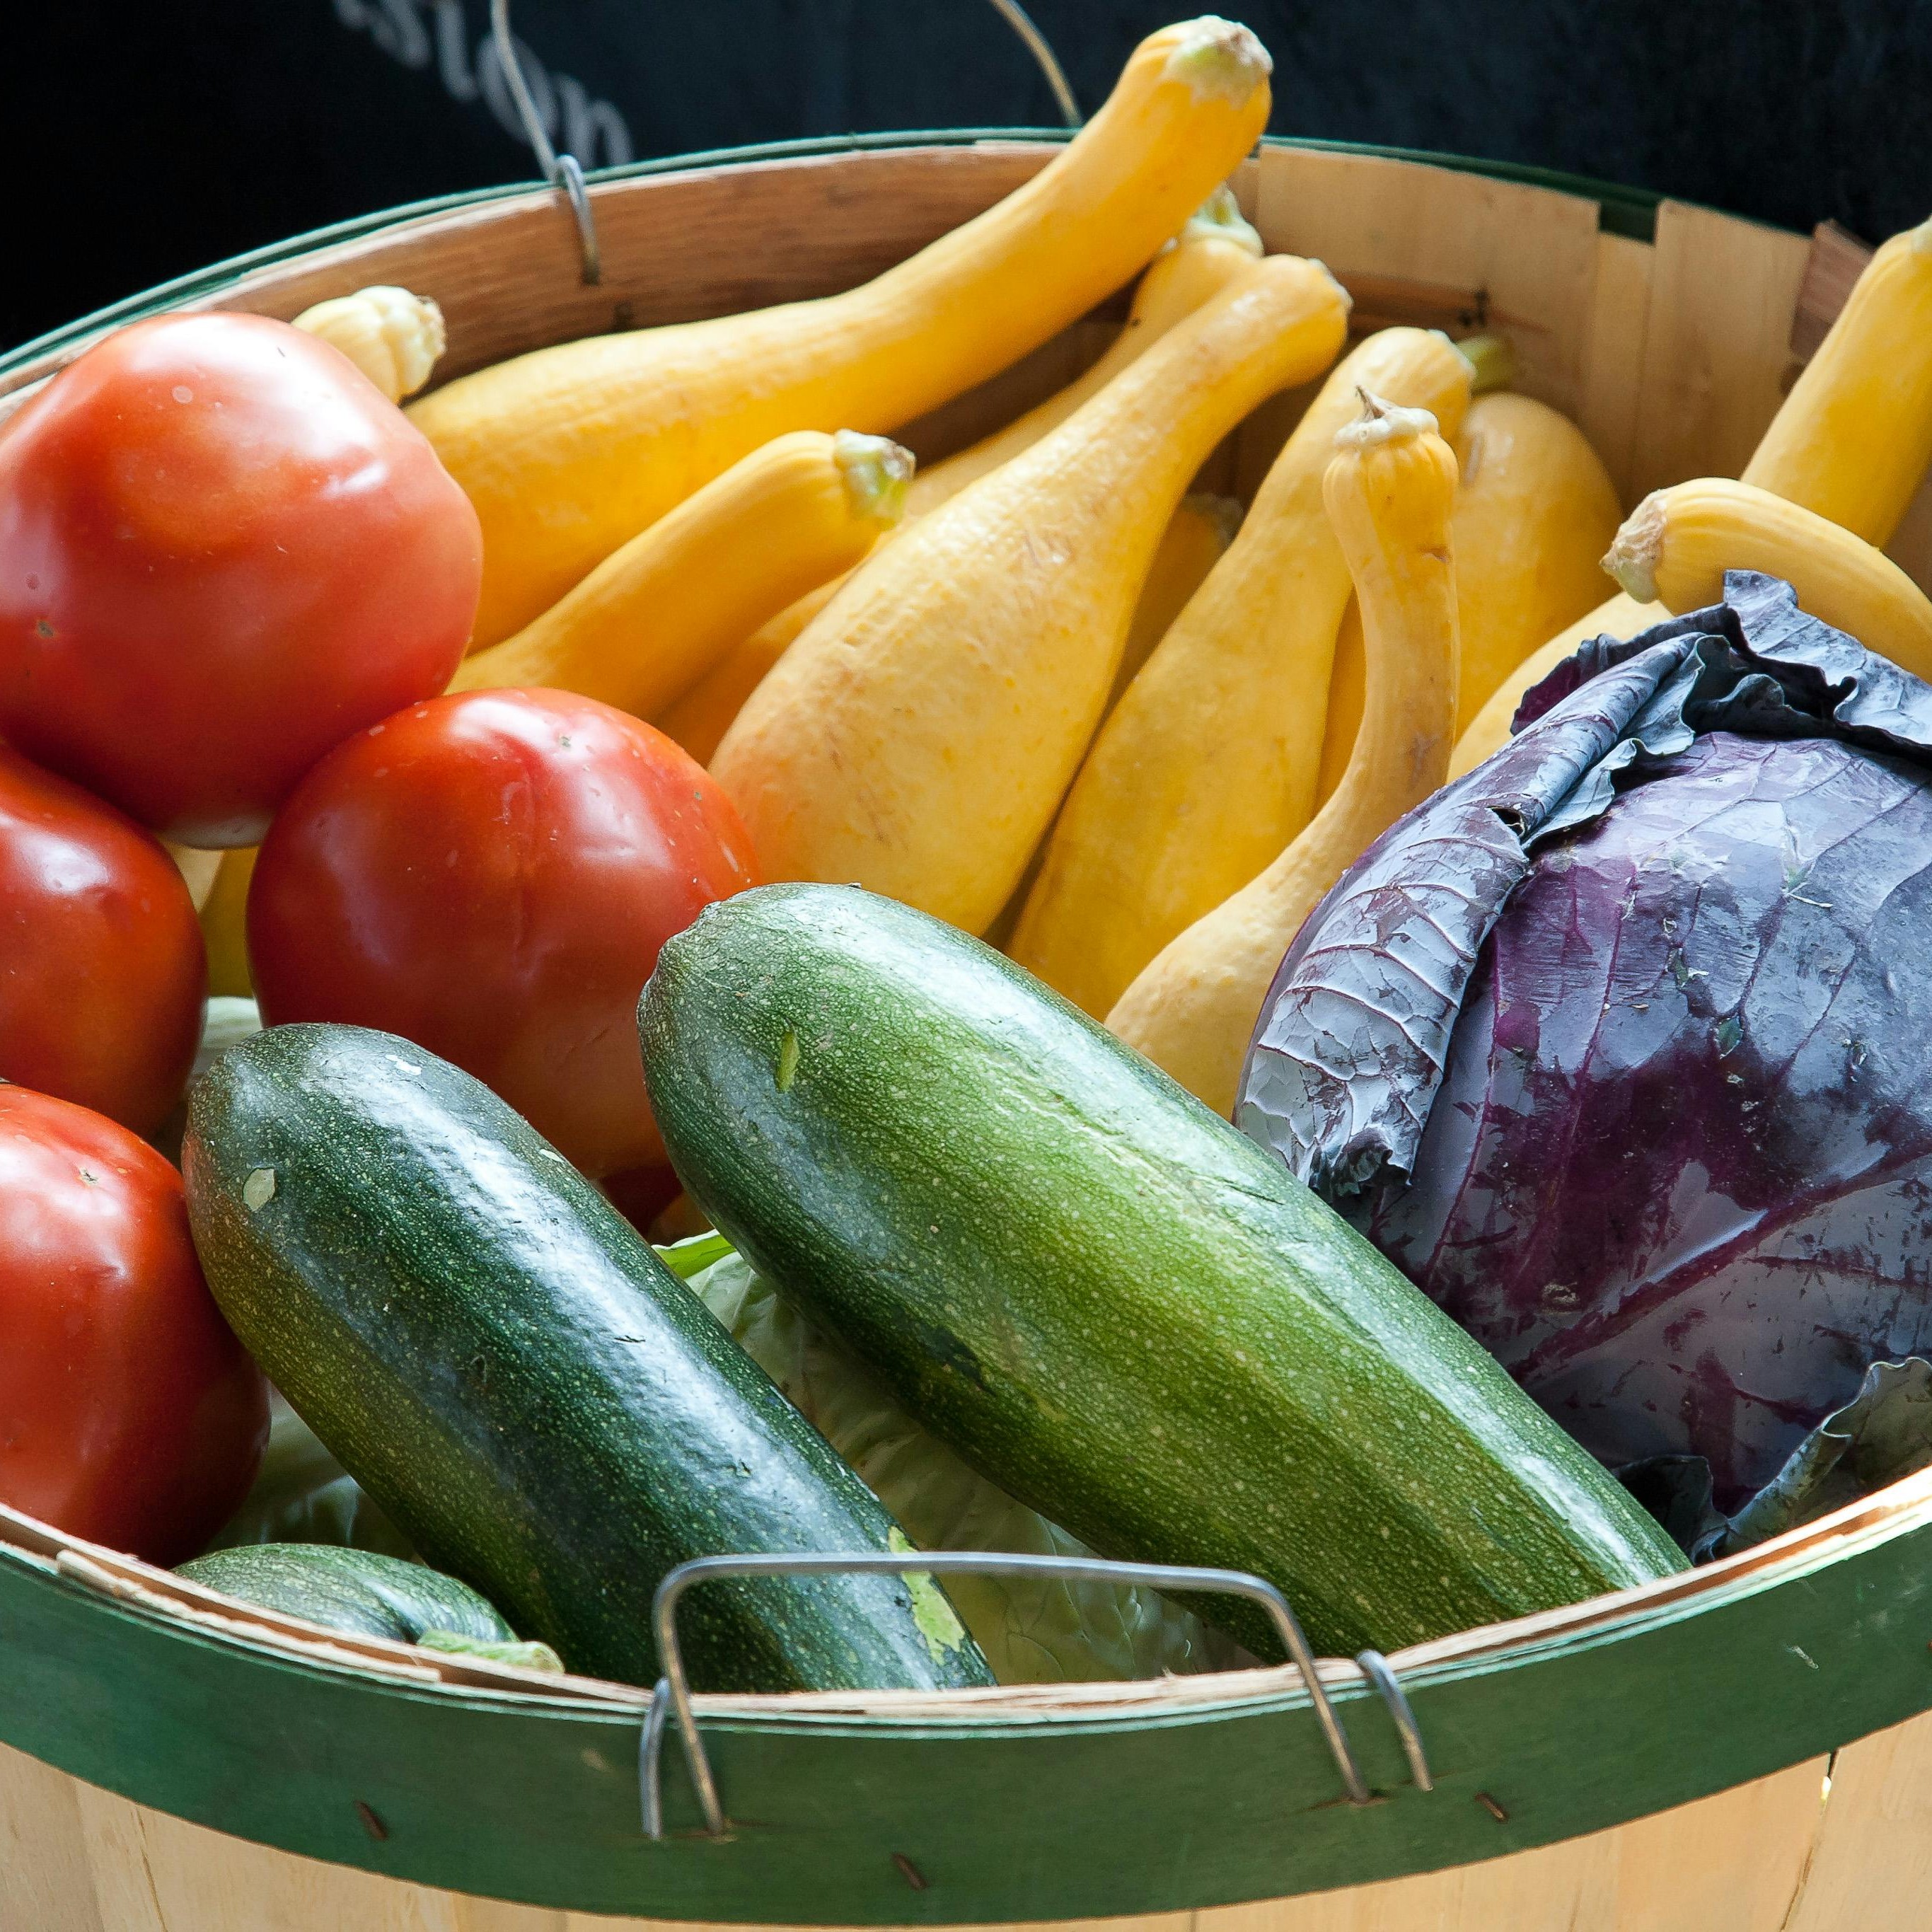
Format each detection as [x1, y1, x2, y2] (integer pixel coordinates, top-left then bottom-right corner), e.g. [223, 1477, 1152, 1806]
[5, 0, 1928, 350]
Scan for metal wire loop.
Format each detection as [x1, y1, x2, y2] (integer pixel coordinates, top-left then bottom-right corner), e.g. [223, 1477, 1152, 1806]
[640, 1549, 1372, 1840]
[490, 0, 1080, 289]
[1353, 1649, 1435, 1792]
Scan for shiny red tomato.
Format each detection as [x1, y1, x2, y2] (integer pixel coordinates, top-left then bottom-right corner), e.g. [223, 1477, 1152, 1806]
[0, 747, 207, 1135]
[0, 313, 481, 847]
[249, 688, 760, 1175]
[0, 1086, 268, 1563]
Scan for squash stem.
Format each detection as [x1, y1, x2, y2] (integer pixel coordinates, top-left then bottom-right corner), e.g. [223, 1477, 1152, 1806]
[1163, 17, 1272, 105]
[1602, 489, 1667, 603]
[833, 432, 915, 528]
[1180, 183, 1264, 258]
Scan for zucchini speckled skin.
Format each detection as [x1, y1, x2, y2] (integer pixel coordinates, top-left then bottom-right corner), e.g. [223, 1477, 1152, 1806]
[639, 885, 1684, 1658]
[177, 1544, 512, 1644]
[183, 1024, 990, 1694]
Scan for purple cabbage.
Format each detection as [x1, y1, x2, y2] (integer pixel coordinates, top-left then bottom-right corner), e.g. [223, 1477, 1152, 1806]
[1239, 573, 1932, 1522]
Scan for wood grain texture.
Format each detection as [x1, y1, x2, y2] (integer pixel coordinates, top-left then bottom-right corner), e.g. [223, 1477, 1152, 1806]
[1625, 202, 1812, 499]
[1575, 232, 1657, 508]
[1249, 146, 1600, 418]
[1783, 1709, 1932, 1929]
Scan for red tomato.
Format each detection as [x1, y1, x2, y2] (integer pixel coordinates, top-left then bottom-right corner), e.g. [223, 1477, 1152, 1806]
[602, 1162, 686, 1240]
[0, 313, 481, 847]
[0, 1087, 268, 1563]
[249, 689, 760, 1176]
[0, 747, 207, 1135]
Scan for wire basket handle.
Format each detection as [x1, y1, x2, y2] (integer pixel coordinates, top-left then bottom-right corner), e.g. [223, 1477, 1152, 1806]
[640, 1549, 1438, 1840]
[490, 0, 1081, 287]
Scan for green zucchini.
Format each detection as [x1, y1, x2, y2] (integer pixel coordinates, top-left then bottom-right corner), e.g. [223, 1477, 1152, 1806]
[638, 885, 1684, 1658]
[174, 1544, 563, 1668]
[182, 1024, 991, 1694]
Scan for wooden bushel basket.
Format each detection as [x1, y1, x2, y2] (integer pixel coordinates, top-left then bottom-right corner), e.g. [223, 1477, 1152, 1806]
[3, 134, 1932, 1932]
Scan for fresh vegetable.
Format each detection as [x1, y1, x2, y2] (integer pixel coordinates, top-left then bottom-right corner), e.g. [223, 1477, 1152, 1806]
[1447, 589, 1662, 779]
[291, 285, 447, 403]
[1604, 478, 1932, 681]
[688, 1246, 1239, 1684]
[1741, 212, 1932, 547]
[1319, 392, 1623, 797]
[1109, 391, 1462, 1116]
[247, 689, 758, 1176]
[1239, 572, 1932, 1512]
[183, 1024, 993, 1693]
[0, 313, 482, 847]
[1108, 493, 1243, 707]
[657, 192, 1263, 765]
[175, 1544, 560, 1670]
[640, 884, 1683, 1660]
[713, 255, 1350, 935]
[901, 185, 1265, 520]
[0, 1086, 267, 1564]
[412, 19, 1276, 647]
[451, 431, 912, 719]
[1010, 330, 1470, 1017]
[200, 846, 258, 999]
[0, 746, 205, 1135]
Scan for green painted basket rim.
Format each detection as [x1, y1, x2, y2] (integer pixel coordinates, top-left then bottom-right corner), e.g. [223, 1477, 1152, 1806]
[0, 128, 1681, 377]
[8, 1470, 1931, 1923]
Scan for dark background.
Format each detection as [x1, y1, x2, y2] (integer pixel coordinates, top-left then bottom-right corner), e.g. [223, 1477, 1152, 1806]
[4, 0, 1928, 352]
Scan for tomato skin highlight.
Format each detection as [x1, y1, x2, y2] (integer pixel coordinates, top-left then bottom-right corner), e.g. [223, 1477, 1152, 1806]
[0, 746, 207, 1135]
[0, 1087, 269, 1564]
[0, 313, 482, 848]
[248, 688, 761, 1176]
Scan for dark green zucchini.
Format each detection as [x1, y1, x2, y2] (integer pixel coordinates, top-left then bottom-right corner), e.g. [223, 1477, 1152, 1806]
[638, 884, 1684, 1659]
[182, 1024, 990, 1694]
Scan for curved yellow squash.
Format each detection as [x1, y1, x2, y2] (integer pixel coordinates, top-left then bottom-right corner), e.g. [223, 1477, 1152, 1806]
[451, 430, 908, 717]
[1010, 328, 1469, 1017]
[1447, 589, 1663, 778]
[200, 845, 260, 1000]
[712, 255, 1352, 934]
[657, 198, 1262, 763]
[412, 19, 1276, 647]
[1108, 392, 1461, 1113]
[1604, 477, 1932, 681]
[1742, 212, 1932, 547]
[1314, 391, 1621, 808]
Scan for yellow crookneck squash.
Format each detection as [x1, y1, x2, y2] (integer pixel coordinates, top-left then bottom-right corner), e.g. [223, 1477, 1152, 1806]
[1009, 328, 1470, 1019]
[1604, 478, 1932, 682]
[711, 254, 1353, 934]
[656, 192, 1263, 764]
[1108, 390, 1461, 1114]
[1741, 212, 1932, 547]
[1314, 390, 1622, 808]
[412, 18, 1276, 648]
[450, 430, 910, 718]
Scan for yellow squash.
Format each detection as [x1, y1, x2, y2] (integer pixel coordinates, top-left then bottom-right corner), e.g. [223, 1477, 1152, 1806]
[1010, 328, 1469, 1017]
[412, 19, 1276, 647]
[712, 255, 1352, 934]
[1314, 391, 1621, 807]
[1108, 391, 1461, 1113]
[1603, 477, 1932, 681]
[657, 198, 1261, 763]
[1447, 590, 1663, 778]
[451, 431, 910, 717]
[1741, 212, 1932, 546]
[1107, 492, 1242, 706]
[904, 186, 1264, 519]
[200, 845, 259, 1000]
